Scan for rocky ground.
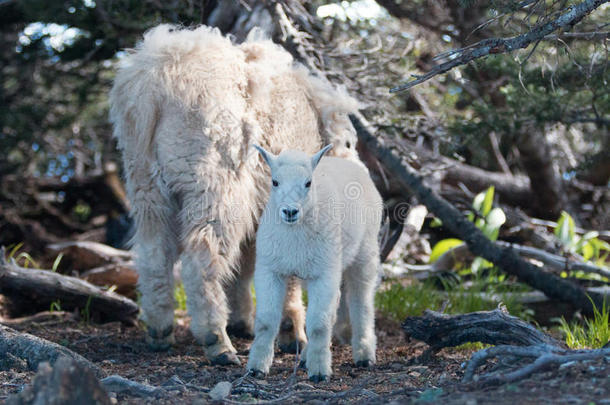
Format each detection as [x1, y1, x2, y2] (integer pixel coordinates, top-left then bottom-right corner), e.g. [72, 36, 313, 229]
[1, 311, 609, 404]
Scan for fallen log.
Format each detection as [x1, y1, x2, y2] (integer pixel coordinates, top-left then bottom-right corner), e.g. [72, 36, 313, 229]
[351, 114, 606, 315]
[402, 308, 610, 386]
[0, 325, 102, 376]
[0, 250, 138, 323]
[81, 264, 138, 299]
[47, 240, 133, 272]
[402, 308, 561, 354]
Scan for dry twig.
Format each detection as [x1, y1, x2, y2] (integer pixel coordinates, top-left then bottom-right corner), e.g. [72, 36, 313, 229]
[391, 0, 608, 92]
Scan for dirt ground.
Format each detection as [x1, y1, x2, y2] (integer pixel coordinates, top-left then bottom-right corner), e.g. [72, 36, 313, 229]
[1, 311, 609, 404]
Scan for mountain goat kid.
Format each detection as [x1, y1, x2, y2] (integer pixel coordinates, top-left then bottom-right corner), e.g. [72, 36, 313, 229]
[247, 144, 383, 382]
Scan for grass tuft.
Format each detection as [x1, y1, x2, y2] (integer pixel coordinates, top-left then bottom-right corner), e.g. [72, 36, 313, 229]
[174, 282, 187, 311]
[558, 299, 610, 349]
[375, 274, 531, 323]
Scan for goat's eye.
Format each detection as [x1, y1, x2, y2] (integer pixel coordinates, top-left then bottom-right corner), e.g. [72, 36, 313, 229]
[345, 141, 351, 148]
[272, 180, 279, 187]
[305, 180, 311, 188]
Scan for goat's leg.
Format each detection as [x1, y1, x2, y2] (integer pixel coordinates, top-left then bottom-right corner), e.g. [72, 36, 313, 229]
[180, 240, 240, 365]
[132, 192, 179, 351]
[304, 273, 341, 382]
[227, 241, 255, 339]
[345, 258, 378, 367]
[247, 269, 287, 375]
[278, 277, 307, 353]
[333, 288, 351, 344]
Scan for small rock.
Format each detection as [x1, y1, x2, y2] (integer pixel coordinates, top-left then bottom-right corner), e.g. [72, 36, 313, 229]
[7, 357, 111, 405]
[209, 381, 232, 401]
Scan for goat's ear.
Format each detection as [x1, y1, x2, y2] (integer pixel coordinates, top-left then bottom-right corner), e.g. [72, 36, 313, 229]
[253, 144, 275, 168]
[311, 144, 333, 170]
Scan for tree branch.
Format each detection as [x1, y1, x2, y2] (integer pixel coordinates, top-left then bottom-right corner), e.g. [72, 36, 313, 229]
[390, 0, 609, 93]
[350, 114, 606, 315]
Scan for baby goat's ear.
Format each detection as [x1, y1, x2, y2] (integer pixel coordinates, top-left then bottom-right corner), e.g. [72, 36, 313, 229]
[311, 144, 333, 170]
[253, 144, 275, 168]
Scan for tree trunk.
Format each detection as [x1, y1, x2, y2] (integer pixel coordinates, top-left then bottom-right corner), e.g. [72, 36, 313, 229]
[516, 128, 565, 218]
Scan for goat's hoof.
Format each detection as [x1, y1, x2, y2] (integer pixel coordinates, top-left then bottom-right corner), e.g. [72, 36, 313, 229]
[278, 339, 307, 354]
[211, 352, 241, 366]
[355, 359, 373, 368]
[248, 369, 267, 379]
[226, 321, 254, 339]
[146, 326, 174, 351]
[309, 374, 328, 383]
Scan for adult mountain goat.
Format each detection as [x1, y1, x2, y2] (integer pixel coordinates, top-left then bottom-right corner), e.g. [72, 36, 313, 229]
[247, 145, 383, 382]
[109, 25, 362, 365]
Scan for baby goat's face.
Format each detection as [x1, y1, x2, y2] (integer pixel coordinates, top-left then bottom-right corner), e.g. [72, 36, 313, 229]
[254, 145, 333, 225]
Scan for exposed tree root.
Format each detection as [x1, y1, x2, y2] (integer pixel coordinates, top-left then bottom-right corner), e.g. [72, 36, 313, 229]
[402, 308, 610, 386]
[463, 344, 610, 385]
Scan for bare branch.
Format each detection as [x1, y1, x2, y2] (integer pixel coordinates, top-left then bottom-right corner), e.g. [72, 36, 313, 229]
[544, 31, 610, 40]
[390, 0, 609, 93]
[496, 241, 610, 278]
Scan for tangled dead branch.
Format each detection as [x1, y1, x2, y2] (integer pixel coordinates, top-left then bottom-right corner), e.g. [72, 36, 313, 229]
[464, 344, 610, 385]
[403, 308, 610, 386]
[390, 0, 609, 92]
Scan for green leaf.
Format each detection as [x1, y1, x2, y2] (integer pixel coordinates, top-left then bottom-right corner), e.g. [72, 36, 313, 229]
[582, 231, 599, 242]
[482, 186, 495, 216]
[555, 211, 575, 246]
[471, 257, 492, 274]
[430, 239, 464, 263]
[482, 225, 500, 241]
[473, 191, 485, 214]
[486, 207, 506, 228]
[589, 238, 610, 252]
[474, 217, 485, 230]
[430, 217, 443, 228]
[581, 243, 594, 261]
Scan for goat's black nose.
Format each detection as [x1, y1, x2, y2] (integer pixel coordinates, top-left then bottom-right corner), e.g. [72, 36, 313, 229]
[282, 208, 299, 218]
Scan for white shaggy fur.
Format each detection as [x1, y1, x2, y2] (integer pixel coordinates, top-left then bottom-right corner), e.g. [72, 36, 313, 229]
[247, 145, 382, 380]
[109, 24, 362, 363]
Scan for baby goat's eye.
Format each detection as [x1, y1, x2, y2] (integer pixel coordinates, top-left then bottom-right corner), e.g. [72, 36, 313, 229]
[345, 141, 351, 148]
[305, 180, 312, 188]
[272, 180, 279, 187]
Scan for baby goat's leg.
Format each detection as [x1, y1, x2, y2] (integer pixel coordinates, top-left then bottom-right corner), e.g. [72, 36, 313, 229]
[247, 270, 287, 375]
[345, 258, 378, 367]
[333, 288, 351, 344]
[278, 277, 307, 353]
[227, 241, 255, 339]
[304, 273, 341, 381]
